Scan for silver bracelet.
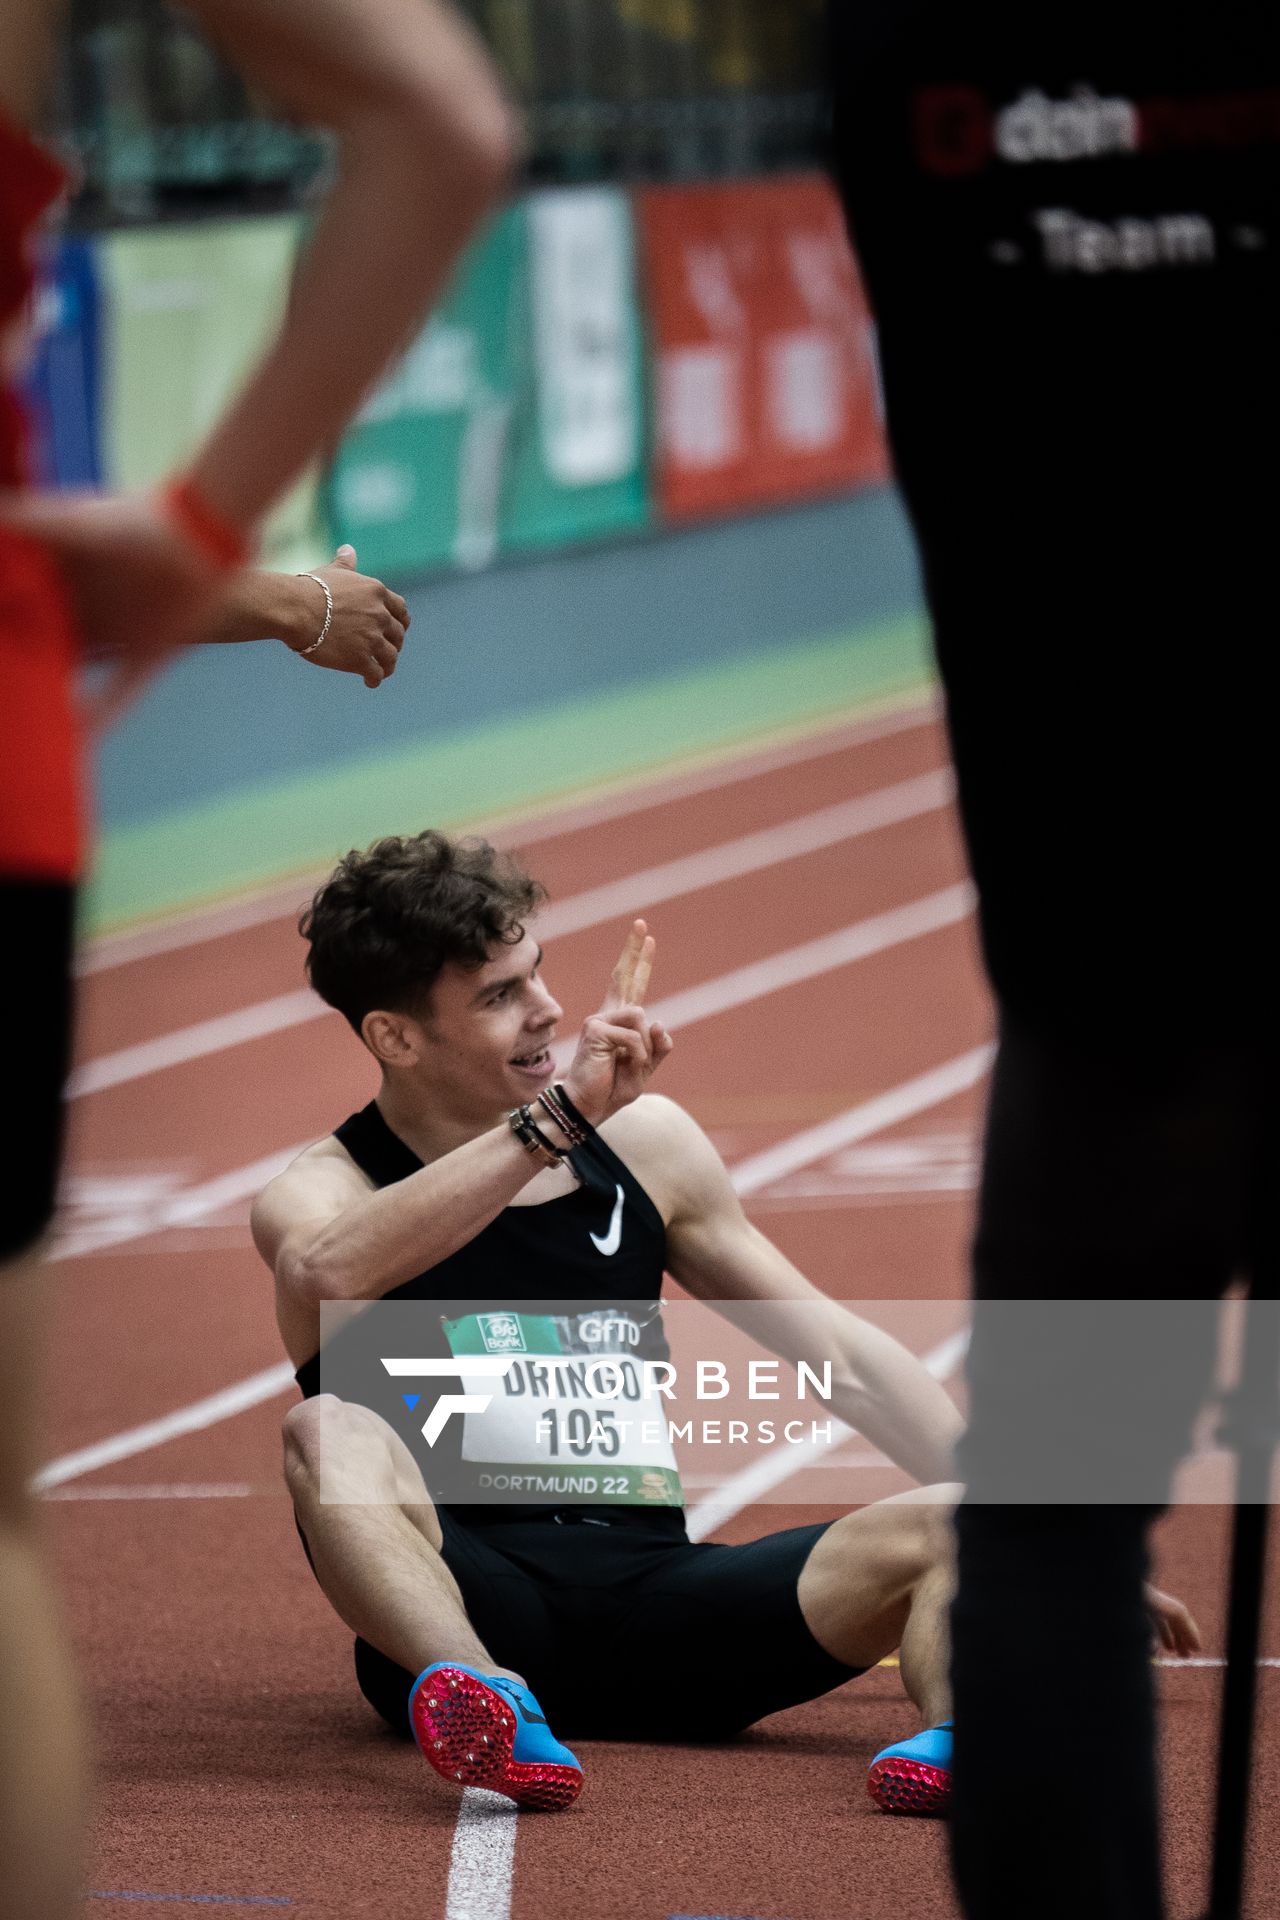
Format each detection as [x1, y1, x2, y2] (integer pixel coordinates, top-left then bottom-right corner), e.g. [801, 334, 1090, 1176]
[294, 572, 333, 657]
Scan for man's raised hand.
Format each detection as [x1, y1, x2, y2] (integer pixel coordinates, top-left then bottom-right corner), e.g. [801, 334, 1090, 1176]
[291, 544, 410, 687]
[605, 918, 655, 1014]
[561, 920, 674, 1126]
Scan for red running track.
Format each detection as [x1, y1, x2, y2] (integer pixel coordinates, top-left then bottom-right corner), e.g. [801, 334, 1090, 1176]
[40, 698, 1277, 1918]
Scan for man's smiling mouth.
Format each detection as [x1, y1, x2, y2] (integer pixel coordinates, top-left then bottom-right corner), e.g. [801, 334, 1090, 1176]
[510, 1045, 553, 1074]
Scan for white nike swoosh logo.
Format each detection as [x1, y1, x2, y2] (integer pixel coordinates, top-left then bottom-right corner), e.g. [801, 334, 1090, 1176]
[590, 1184, 625, 1257]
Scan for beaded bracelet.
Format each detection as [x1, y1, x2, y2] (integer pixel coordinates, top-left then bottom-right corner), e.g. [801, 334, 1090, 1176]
[537, 1083, 588, 1148]
[546, 1082, 593, 1139]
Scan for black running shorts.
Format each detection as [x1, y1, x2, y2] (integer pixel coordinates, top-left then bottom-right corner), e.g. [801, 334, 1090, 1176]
[1, 879, 75, 1261]
[353, 1508, 865, 1741]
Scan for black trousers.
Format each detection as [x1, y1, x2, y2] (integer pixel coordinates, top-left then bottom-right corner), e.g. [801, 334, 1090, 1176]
[826, 6, 1277, 1914]
[952, 1023, 1257, 1919]
[1, 878, 75, 1260]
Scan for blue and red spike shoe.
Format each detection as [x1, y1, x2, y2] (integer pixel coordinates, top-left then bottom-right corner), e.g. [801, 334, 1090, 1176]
[867, 1720, 953, 1815]
[409, 1662, 583, 1811]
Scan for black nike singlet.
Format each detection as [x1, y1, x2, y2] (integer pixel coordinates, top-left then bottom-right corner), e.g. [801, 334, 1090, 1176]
[295, 1101, 687, 1537]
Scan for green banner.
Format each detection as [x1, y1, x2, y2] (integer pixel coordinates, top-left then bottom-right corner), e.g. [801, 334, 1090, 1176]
[325, 206, 524, 579]
[502, 187, 651, 555]
[96, 215, 329, 571]
[326, 188, 650, 579]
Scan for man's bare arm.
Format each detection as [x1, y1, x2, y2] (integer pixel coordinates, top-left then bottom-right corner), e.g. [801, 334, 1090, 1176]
[254, 1125, 567, 1330]
[652, 1098, 963, 1487]
[256, 924, 672, 1332]
[180, 0, 518, 532]
[2, 0, 515, 676]
[199, 547, 410, 688]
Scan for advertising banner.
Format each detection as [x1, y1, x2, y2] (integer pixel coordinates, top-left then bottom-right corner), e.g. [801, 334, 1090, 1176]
[327, 187, 650, 577]
[96, 215, 327, 568]
[325, 205, 524, 579]
[22, 238, 102, 488]
[501, 186, 651, 555]
[634, 174, 890, 522]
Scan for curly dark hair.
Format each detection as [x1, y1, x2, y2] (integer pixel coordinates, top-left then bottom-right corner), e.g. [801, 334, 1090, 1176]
[300, 831, 545, 1033]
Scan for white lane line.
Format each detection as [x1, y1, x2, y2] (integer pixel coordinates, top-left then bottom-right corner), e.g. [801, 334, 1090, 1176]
[69, 774, 959, 1101]
[42, 1482, 257, 1500]
[533, 768, 954, 940]
[727, 1047, 994, 1198]
[52, 1143, 310, 1263]
[68, 992, 325, 1099]
[686, 1328, 969, 1543]
[78, 696, 941, 976]
[33, 1363, 296, 1491]
[636, 883, 974, 1040]
[871, 1656, 1280, 1671]
[59, 899, 979, 1262]
[38, 1048, 989, 1492]
[1159, 1659, 1280, 1670]
[444, 1790, 519, 1920]
[503, 699, 940, 851]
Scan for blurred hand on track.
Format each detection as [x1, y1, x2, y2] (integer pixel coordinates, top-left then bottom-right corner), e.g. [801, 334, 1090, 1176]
[293, 544, 410, 688]
[1144, 1583, 1202, 1659]
[561, 919, 674, 1126]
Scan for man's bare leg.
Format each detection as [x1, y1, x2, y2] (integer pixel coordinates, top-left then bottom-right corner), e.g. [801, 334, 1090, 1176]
[283, 1394, 520, 1683]
[797, 1483, 960, 1727]
[0, 1257, 88, 1920]
[285, 1395, 584, 1808]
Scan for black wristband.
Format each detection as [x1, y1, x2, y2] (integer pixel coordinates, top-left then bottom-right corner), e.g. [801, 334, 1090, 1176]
[548, 1082, 594, 1137]
[508, 1104, 563, 1167]
[538, 1084, 587, 1148]
[514, 1103, 570, 1162]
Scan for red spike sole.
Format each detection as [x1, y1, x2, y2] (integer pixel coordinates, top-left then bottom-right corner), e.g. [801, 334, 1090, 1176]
[867, 1755, 951, 1816]
[411, 1667, 582, 1811]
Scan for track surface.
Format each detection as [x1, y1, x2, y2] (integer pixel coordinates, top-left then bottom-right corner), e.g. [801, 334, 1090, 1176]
[43, 699, 1277, 1918]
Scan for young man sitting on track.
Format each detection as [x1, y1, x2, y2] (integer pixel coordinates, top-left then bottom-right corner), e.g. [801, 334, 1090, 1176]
[252, 830, 1200, 1815]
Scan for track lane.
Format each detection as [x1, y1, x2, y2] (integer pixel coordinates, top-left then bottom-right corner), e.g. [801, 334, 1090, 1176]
[63, 798, 975, 1180]
[76, 707, 950, 1058]
[79, 703, 941, 979]
[67, 774, 961, 1104]
[52, 696, 1275, 1920]
[50, 708, 990, 1916]
[47, 912, 990, 1461]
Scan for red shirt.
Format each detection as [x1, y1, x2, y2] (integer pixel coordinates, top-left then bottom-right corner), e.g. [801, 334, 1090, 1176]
[0, 107, 82, 882]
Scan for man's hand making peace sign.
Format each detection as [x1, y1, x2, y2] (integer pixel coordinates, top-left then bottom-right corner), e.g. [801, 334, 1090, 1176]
[559, 920, 674, 1127]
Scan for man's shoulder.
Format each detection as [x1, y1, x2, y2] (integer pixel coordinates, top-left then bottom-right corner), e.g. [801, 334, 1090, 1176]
[598, 1098, 736, 1228]
[252, 1132, 370, 1233]
[601, 1093, 702, 1156]
[278, 1129, 368, 1186]
[599, 1095, 716, 1217]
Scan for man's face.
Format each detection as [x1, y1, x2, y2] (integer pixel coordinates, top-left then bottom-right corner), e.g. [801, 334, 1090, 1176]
[413, 929, 563, 1115]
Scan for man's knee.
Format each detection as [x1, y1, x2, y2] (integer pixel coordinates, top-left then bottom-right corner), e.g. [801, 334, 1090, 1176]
[282, 1395, 436, 1518]
[283, 1393, 340, 1485]
[859, 1487, 957, 1585]
[284, 1395, 394, 1498]
[800, 1499, 953, 1668]
[869, 1498, 952, 1593]
[808, 1495, 951, 1614]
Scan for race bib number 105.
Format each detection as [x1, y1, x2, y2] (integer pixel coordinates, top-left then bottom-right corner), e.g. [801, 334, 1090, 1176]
[442, 1309, 683, 1508]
